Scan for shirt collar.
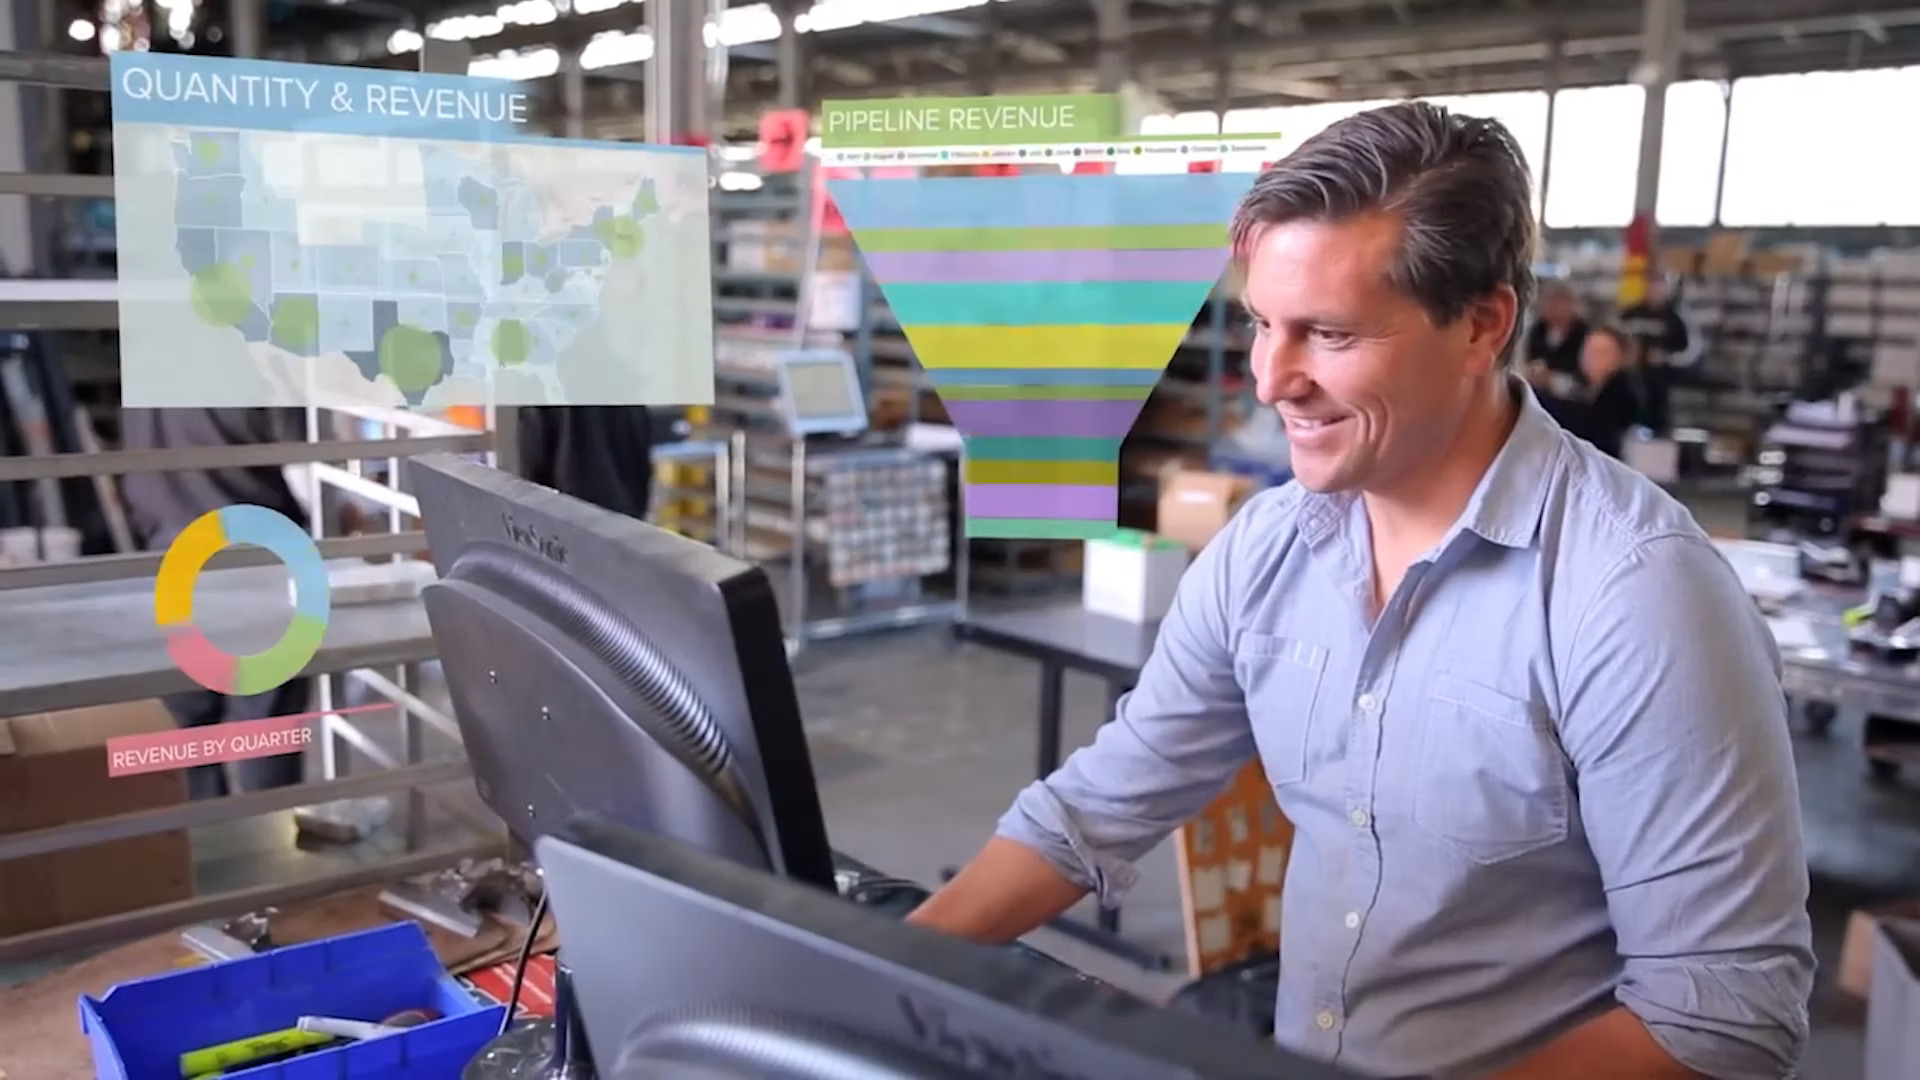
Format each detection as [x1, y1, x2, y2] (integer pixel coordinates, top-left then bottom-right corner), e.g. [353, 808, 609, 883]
[1295, 375, 1562, 552]
[1457, 377, 1563, 548]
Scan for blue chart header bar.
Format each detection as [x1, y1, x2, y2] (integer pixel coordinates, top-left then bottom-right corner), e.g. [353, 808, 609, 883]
[108, 52, 701, 153]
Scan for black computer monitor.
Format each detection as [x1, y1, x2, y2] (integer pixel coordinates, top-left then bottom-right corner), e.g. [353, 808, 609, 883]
[409, 452, 836, 891]
[538, 819, 1371, 1080]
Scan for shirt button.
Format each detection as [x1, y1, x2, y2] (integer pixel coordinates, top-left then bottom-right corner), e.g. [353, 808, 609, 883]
[1357, 692, 1378, 713]
[1316, 1010, 1337, 1031]
[1344, 911, 1360, 929]
[1349, 808, 1370, 828]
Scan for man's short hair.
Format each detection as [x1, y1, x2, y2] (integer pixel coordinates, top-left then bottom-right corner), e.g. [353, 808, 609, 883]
[1230, 101, 1538, 365]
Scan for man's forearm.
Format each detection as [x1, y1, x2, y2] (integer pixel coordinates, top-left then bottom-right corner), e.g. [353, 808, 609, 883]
[1492, 1008, 1698, 1080]
[906, 836, 1087, 945]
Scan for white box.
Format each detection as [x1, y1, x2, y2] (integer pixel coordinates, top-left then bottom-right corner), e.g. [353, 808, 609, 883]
[1884, 474, 1920, 521]
[1623, 435, 1680, 483]
[1083, 531, 1189, 624]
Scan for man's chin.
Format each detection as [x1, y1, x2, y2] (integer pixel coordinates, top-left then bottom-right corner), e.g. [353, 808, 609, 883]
[1290, 463, 1355, 494]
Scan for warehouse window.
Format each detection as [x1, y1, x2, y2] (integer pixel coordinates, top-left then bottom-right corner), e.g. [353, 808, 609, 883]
[1249, 99, 1395, 150]
[1543, 84, 1644, 229]
[1424, 91, 1549, 219]
[1721, 67, 1920, 226]
[1424, 92, 1550, 185]
[1655, 80, 1728, 228]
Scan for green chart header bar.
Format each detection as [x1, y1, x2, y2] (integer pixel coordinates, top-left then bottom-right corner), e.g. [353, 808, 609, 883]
[820, 94, 1122, 149]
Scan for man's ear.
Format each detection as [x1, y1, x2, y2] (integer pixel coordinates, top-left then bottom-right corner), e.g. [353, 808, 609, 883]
[1466, 285, 1519, 375]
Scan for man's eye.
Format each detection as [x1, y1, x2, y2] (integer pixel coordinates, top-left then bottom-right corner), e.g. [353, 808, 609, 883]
[1311, 327, 1356, 348]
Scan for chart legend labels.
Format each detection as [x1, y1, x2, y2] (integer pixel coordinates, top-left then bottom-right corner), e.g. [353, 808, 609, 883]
[821, 95, 1280, 540]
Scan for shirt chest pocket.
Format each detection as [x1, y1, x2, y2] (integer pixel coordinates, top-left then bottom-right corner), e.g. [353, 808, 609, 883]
[1234, 632, 1327, 787]
[1412, 673, 1571, 865]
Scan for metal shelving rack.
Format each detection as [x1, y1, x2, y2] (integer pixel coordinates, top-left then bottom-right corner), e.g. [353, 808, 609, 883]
[707, 157, 966, 645]
[0, 45, 503, 964]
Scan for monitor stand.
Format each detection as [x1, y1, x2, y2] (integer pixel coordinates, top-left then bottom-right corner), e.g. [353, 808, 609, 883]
[463, 960, 596, 1079]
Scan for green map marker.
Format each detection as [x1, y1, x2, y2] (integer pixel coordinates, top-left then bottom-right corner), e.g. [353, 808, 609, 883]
[597, 215, 644, 258]
[190, 262, 251, 327]
[492, 319, 532, 367]
[270, 294, 319, 351]
[378, 324, 442, 393]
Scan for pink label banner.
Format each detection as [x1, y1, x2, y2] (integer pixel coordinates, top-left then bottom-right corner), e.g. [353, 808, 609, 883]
[106, 703, 389, 777]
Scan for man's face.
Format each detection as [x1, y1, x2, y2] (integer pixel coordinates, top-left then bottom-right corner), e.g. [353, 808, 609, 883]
[1581, 332, 1626, 385]
[1241, 212, 1514, 495]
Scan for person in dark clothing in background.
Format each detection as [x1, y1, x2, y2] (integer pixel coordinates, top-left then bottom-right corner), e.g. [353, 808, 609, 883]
[120, 408, 353, 800]
[1537, 325, 1649, 459]
[1617, 276, 1691, 432]
[516, 406, 656, 521]
[1522, 279, 1590, 391]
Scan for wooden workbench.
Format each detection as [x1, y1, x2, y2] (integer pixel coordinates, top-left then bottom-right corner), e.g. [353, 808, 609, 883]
[0, 883, 551, 1078]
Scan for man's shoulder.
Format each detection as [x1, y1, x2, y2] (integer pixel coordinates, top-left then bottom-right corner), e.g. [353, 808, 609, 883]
[1548, 437, 1714, 558]
[1542, 438, 1748, 626]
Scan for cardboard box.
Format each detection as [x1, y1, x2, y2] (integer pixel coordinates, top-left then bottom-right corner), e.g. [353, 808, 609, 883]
[1083, 530, 1189, 624]
[1746, 251, 1806, 278]
[1842, 898, 1920, 998]
[1701, 231, 1751, 277]
[0, 701, 193, 937]
[1867, 917, 1920, 1080]
[1158, 470, 1256, 552]
[1660, 246, 1702, 277]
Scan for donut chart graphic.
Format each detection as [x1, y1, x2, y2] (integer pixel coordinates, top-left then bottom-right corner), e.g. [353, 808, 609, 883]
[155, 505, 331, 695]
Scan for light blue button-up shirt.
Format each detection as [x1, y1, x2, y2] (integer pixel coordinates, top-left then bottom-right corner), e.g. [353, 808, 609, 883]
[1000, 384, 1814, 1078]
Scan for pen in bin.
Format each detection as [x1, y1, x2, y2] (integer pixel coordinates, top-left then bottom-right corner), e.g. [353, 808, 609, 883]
[297, 1016, 408, 1040]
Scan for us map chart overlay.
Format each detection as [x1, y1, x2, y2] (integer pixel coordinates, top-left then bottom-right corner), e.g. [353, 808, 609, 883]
[110, 52, 716, 409]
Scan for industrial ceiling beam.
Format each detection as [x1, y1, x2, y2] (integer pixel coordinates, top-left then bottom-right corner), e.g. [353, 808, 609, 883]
[497, 0, 1920, 98]
[553, 2, 1920, 121]
[291, 0, 1477, 66]
[558, 29, 1920, 142]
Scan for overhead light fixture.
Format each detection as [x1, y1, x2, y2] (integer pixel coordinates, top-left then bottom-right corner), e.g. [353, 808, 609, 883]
[68, 18, 96, 42]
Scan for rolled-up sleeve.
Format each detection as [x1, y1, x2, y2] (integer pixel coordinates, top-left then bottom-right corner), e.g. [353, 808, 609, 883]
[1560, 534, 1814, 1078]
[996, 517, 1258, 908]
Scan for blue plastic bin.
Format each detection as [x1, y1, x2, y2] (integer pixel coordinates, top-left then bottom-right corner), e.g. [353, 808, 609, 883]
[80, 923, 507, 1080]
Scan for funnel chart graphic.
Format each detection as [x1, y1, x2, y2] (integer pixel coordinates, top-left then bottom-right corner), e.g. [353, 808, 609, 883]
[821, 96, 1280, 540]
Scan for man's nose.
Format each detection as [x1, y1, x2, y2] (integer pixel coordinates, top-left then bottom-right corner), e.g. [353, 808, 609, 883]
[1251, 337, 1310, 406]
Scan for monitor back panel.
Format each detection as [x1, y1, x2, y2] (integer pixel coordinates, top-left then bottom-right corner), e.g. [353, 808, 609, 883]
[409, 453, 834, 888]
[540, 823, 1371, 1080]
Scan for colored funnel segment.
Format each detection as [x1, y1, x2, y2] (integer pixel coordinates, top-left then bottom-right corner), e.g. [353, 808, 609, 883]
[829, 171, 1256, 539]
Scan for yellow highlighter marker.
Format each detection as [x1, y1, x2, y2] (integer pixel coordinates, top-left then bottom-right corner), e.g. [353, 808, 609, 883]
[178, 1028, 336, 1078]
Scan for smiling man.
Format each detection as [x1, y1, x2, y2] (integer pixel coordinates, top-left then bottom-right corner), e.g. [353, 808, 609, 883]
[909, 103, 1813, 1078]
